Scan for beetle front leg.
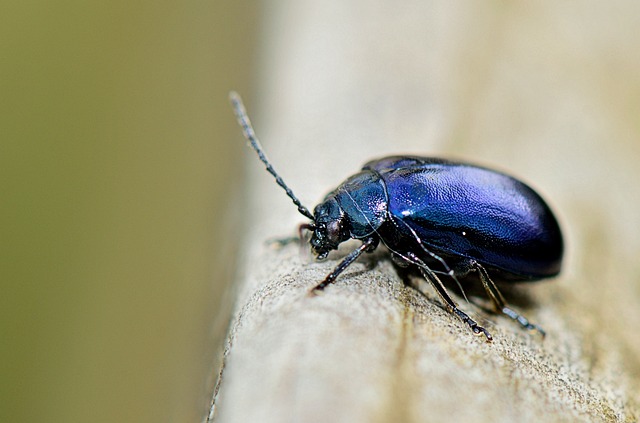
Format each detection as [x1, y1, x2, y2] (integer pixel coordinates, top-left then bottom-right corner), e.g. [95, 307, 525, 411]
[474, 262, 545, 337]
[266, 223, 315, 248]
[311, 237, 378, 292]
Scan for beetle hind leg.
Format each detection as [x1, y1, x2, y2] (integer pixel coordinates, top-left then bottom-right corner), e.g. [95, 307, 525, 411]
[474, 262, 545, 337]
[406, 252, 492, 342]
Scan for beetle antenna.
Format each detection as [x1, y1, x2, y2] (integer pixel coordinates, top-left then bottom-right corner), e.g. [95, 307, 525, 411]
[229, 91, 315, 221]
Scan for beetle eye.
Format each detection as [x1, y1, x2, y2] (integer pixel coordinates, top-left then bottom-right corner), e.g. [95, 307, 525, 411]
[326, 220, 342, 244]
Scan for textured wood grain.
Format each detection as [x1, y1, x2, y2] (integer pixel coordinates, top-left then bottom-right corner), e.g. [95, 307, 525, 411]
[209, 2, 640, 422]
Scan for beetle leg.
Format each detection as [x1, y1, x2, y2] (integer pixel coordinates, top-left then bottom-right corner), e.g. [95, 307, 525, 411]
[474, 263, 545, 337]
[311, 237, 377, 292]
[267, 223, 315, 247]
[406, 253, 492, 342]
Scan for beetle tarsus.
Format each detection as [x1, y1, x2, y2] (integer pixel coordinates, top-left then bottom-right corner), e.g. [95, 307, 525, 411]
[312, 281, 330, 292]
[454, 308, 493, 342]
[474, 325, 493, 342]
[501, 306, 546, 337]
[475, 262, 545, 336]
[307, 287, 323, 297]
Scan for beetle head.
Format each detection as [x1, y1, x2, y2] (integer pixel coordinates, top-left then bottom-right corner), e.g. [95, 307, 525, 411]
[310, 198, 350, 260]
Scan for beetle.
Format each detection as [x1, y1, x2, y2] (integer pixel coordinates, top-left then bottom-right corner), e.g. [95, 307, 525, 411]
[230, 92, 563, 341]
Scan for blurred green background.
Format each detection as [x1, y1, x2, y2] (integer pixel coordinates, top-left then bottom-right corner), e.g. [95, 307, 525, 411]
[0, 2, 257, 422]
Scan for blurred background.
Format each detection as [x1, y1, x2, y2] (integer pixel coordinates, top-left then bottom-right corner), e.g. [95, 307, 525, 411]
[2, 1, 640, 422]
[1, 2, 257, 422]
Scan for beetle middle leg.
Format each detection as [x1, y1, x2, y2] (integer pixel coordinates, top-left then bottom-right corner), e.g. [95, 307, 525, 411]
[405, 252, 492, 342]
[474, 262, 545, 337]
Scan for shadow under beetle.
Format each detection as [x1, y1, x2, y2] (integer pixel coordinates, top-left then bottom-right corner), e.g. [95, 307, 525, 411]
[230, 92, 563, 342]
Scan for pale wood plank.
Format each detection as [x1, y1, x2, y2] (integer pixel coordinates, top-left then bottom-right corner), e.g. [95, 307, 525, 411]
[210, 2, 640, 422]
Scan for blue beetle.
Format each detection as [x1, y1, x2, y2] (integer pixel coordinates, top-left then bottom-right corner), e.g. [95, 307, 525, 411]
[230, 92, 563, 341]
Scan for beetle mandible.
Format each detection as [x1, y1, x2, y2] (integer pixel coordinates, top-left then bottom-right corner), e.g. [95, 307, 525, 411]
[230, 92, 563, 342]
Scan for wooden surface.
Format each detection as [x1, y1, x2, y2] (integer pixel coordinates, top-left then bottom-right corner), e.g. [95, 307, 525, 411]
[210, 2, 640, 422]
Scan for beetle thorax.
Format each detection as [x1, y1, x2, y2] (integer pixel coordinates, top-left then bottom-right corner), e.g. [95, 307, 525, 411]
[310, 198, 351, 260]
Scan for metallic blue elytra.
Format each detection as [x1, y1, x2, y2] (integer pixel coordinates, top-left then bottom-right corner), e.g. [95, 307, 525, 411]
[368, 156, 563, 280]
[230, 92, 563, 342]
